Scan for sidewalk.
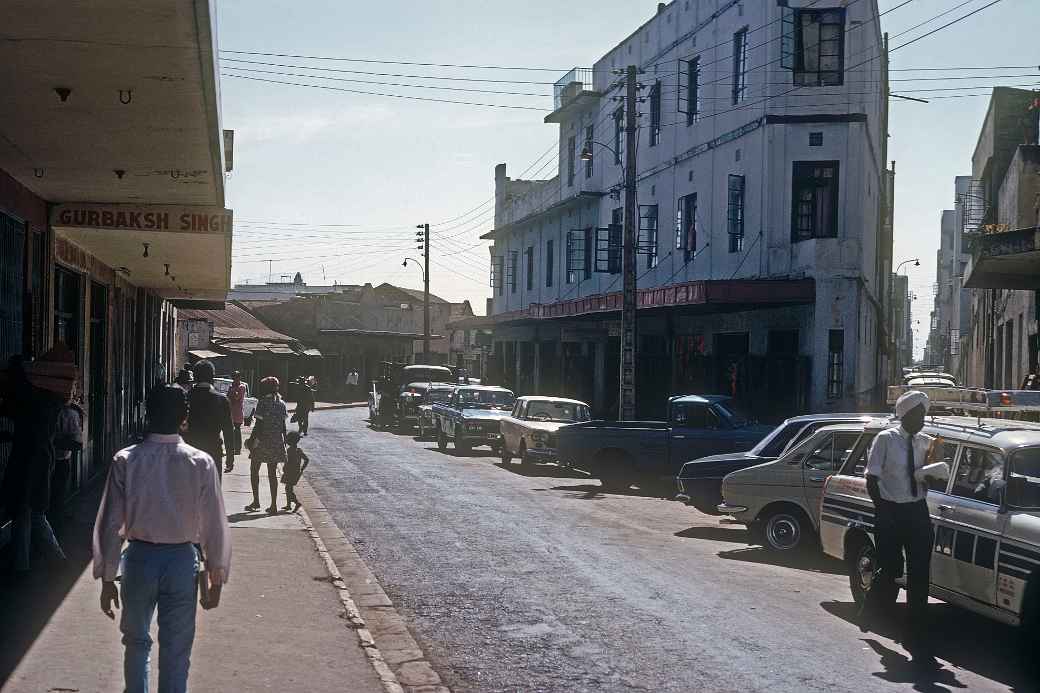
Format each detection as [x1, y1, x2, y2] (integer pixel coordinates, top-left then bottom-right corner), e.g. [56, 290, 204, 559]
[0, 448, 384, 693]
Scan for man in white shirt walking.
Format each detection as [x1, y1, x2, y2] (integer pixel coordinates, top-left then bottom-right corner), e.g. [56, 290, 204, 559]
[93, 385, 232, 693]
[864, 389, 938, 670]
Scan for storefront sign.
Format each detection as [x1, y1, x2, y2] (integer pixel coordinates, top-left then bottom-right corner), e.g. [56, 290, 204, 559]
[52, 204, 232, 234]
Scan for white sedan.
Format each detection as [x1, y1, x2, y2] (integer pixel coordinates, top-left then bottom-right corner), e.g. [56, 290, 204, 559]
[499, 396, 591, 465]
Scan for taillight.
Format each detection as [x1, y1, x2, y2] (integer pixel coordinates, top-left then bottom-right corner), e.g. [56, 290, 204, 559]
[1000, 392, 1012, 406]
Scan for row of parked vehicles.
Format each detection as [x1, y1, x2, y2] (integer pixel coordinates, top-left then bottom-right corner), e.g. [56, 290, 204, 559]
[368, 364, 1040, 642]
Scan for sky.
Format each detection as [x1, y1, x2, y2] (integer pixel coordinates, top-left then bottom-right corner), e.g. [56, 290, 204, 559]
[216, 0, 1039, 358]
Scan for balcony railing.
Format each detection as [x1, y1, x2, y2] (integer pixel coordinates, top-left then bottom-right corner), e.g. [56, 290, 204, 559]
[553, 68, 594, 111]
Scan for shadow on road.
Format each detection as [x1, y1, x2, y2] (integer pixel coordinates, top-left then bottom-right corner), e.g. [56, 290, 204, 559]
[543, 482, 671, 500]
[492, 461, 591, 480]
[717, 545, 845, 575]
[674, 525, 751, 544]
[822, 601, 1035, 692]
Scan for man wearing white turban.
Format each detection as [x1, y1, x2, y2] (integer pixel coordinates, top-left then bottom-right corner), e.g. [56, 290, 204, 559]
[863, 389, 939, 671]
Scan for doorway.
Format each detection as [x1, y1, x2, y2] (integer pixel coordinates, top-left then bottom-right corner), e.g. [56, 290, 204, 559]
[88, 283, 108, 480]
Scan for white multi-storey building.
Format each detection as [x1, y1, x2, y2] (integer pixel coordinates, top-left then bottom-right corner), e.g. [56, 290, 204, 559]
[483, 0, 891, 417]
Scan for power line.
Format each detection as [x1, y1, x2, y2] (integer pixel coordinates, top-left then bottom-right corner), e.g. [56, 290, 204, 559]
[220, 58, 558, 85]
[891, 0, 1006, 52]
[221, 66, 553, 98]
[219, 50, 569, 72]
[221, 73, 546, 111]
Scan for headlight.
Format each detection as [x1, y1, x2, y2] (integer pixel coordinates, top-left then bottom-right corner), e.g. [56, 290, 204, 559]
[531, 431, 549, 444]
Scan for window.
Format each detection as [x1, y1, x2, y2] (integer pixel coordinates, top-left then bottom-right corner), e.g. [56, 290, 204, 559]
[685, 57, 701, 125]
[525, 246, 534, 291]
[54, 266, 83, 363]
[509, 251, 518, 294]
[565, 230, 583, 284]
[727, 175, 745, 253]
[809, 132, 823, 147]
[0, 212, 25, 364]
[793, 9, 845, 87]
[584, 125, 594, 178]
[804, 432, 860, 472]
[732, 28, 748, 104]
[792, 161, 839, 242]
[649, 80, 661, 146]
[671, 402, 719, 429]
[639, 205, 658, 269]
[613, 107, 623, 164]
[545, 239, 554, 287]
[1008, 448, 1040, 509]
[583, 227, 594, 279]
[827, 329, 843, 399]
[676, 193, 697, 259]
[924, 441, 958, 493]
[567, 136, 575, 187]
[951, 447, 1006, 505]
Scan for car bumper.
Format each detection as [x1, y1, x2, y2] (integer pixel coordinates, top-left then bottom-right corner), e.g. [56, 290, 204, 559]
[462, 432, 502, 446]
[716, 502, 749, 514]
[525, 446, 557, 460]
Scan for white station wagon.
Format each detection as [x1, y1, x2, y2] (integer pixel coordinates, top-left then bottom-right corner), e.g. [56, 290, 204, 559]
[500, 396, 591, 465]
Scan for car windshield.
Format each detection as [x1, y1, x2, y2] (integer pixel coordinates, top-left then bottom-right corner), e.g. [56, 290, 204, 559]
[458, 389, 515, 408]
[1008, 447, 1040, 510]
[750, 421, 805, 458]
[427, 389, 453, 403]
[525, 401, 590, 423]
[713, 400, 750, 427]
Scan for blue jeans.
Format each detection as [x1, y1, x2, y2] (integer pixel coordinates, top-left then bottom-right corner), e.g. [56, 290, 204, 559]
[12, 505, 66, 572]
[119, 542, 200, 693]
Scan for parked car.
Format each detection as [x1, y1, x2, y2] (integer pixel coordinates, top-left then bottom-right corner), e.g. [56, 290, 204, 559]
[820, 407, 1040, 639]
[676, 413, 883, 515]
[499, 396, 591, 465]
[556, 395, 773, 490]
[213, 377, 258, 422]
[433, 385, 516, 453]
[369, 363, 454, 429]
[717, 423, 866, 551]
[416, 383, 456, 440]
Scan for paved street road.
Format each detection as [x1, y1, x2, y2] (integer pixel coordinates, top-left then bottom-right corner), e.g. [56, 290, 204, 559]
[303, 409, 1031, 692]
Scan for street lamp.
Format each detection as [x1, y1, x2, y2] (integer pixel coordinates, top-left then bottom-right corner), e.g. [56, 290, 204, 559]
[890, 258, 921, 376]
[580, 139, 618, 163]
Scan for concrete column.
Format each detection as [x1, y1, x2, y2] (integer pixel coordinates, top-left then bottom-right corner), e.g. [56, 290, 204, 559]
[593, 340, 606, 417]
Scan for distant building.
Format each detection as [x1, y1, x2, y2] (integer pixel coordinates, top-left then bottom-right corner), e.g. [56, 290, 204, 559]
[483, 1, 891, 418]
[228, 272, 360, 302]
[962, 87, 1040, 387]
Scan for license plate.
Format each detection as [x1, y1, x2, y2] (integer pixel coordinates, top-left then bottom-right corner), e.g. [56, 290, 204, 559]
[487, 433, 499, 440]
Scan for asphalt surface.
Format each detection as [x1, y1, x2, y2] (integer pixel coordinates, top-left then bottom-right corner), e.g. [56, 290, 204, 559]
[302, 408, 1033, 693]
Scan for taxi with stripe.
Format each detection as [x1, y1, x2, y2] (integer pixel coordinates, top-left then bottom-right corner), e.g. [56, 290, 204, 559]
[819, 388, 1040, 642]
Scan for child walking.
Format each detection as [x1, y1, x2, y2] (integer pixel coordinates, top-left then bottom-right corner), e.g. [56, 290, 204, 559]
[282, 431, 309, 512]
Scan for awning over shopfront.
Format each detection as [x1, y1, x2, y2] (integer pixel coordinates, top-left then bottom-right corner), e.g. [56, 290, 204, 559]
[187, 349, 225, 361]
[490, 278, 816, 324]
[0, 0, 231, 301]
[963, 227, 1040, 290]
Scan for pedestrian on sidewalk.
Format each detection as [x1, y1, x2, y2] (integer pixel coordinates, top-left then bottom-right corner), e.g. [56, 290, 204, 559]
[863, 389, 940, 672]
[49, 394, 85, 532]
[93, 384, 231, 693]
[245, 376, 287, 514]
[345, 368, 359, 402]
[2, 347, 76, 574]
[281, 431, 309, 512]
[227, 371, 247, 454]
[174, 366, 194, 393]
[293, 376, 315, 436]
[184, 360, 235, 477]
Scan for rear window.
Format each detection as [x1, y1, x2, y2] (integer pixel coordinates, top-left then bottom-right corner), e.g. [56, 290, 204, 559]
[1008, 447, 1040, 510]
[752, 421, 805, 458]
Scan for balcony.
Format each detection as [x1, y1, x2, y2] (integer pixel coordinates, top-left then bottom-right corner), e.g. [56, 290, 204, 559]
[963, 226, 1040, 290]
[545, 68, 599, 124]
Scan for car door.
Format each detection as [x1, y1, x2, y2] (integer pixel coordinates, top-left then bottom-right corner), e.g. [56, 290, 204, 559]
[932, 444, 1009, 606]
[668, 402, 722, 464]
[801, 431, 862, 525]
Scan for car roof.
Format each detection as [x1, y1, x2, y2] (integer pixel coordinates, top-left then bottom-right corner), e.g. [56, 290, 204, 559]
[456, 385, 513, 393]
[782, 412, 886, 425]
[516, 396, 588, 405]
[403, 364, 452, 371]
[862, 415, 1040, 452]
[670, 394, 730, 404]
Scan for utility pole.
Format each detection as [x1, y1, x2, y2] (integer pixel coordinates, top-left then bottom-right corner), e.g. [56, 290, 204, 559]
[416, 223, 431, 362]
[620, 64, 638, 421]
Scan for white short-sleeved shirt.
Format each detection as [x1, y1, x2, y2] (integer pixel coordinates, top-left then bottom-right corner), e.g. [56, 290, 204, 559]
[865, 426, 933, 503]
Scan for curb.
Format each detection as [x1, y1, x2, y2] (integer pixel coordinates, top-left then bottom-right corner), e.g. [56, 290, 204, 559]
[296, 500, 406, 693]
[295, 478, 450, 693]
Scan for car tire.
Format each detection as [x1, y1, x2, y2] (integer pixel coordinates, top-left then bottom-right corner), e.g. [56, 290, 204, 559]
[500, 444, 512, 464]
[760, 506, 812, 552]
[437, 429, 447, 451]
[598, 453, 632, 492]
[848, 537, 897, 609]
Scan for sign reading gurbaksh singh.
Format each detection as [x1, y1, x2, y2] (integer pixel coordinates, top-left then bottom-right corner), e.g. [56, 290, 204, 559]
[51, 204, 232, 234]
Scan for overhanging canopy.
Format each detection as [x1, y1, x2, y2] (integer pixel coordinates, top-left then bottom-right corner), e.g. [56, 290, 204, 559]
[964, 227, 1040, 290]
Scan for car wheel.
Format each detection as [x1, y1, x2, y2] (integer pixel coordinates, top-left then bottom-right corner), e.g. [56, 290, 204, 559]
[761, 507, 811, 552]
[848, 537, 897, 609]
[437, 429, 447, 451]
[500, 444, 512, 464]
[598, 453, 632, 492]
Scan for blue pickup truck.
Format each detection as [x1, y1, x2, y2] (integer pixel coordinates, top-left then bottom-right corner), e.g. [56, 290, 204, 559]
[556, 395, 773, 490]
